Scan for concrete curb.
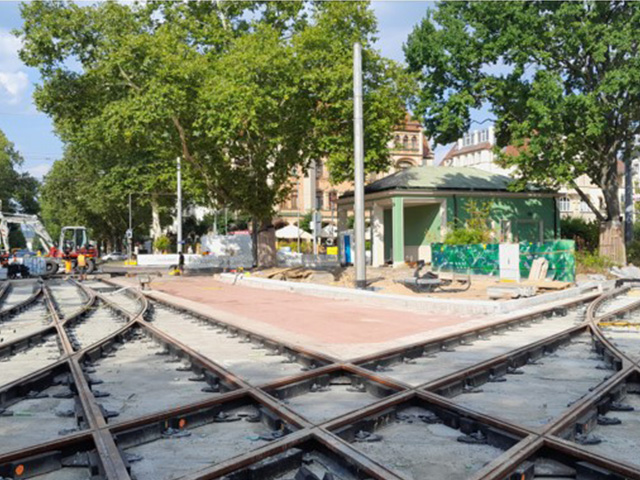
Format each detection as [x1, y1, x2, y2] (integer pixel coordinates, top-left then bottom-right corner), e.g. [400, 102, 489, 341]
[218, 273, 608, 316]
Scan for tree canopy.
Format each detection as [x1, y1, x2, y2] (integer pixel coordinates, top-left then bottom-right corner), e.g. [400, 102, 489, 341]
[0, 129, 39, 215]
[405, 1, 640, 261]
[19, 0, 412, 260]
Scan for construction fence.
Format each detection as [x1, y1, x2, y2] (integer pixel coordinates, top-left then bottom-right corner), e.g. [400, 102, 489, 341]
[431, 240, 576, 283]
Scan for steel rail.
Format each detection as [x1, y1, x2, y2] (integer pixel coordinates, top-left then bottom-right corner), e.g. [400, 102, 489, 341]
[181, 428, 406, 480]
[0, 281, 42, 318]
[546, 366, 637, 436]
[144, 291, 339, 365]
[102, 282, 640, 479]
[6, 280, 640, 480]
[136, 314, 252, 391]
[470, 435, 542, 480]
[416, 323, 589, 393]
[349, 289, 601, 365]
[177, 430, 317, 480]
[472, 286, 640, 480]
[154, 283, 640, 479]
[0, 430, 95, 464]
[0, 280, 92, 355]
[590, 286, 640, 369]
[542, 436, 640, 479]
[41, 282, 132, 479]
[0, 281, 95, 391]
[0, 281, 9, 304]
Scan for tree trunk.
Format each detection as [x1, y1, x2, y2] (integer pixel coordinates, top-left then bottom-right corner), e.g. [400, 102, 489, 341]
[257, 220, 276, 268]
[151, 194, 162, 253]
[251, 218, 258, 268]
[623, 146, 634, 245]
[600, 178, 626, 264]
[251, 218, 276, 268]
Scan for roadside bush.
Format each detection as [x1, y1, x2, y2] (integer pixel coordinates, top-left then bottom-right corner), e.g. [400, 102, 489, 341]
[444, 228, 490, 245]
[575, 250, 615, 274]
[627, 239, 640, 265]
[560, 217, 599, 251]
[277, 240, 312, 253]
[154, 235, 171, 253]
[444, 200, 493, 245]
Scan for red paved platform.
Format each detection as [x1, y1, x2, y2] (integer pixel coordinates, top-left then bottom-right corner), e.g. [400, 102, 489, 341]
[138, 276, 484, 358]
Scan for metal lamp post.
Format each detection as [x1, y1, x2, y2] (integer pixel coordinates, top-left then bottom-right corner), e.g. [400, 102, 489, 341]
[353, 42, 366, 289]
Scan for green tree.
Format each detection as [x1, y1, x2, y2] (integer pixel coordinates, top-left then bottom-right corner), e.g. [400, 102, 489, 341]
[19, 1, 412, 265]
[0, 129, 39, 215]
[298, 211, 313, 233]
[292, 2, 415, 183]
[405, 1, 640, 263]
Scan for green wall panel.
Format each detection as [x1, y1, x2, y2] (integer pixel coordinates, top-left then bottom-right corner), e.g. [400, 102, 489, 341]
[445, 195, 557, 241]
[403, 204, 441, 246]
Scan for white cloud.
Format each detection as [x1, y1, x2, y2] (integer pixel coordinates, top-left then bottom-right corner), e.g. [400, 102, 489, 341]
[0, 28, 29, 104]
[24, 162, 52, 179]
[0, 71, 28, 104]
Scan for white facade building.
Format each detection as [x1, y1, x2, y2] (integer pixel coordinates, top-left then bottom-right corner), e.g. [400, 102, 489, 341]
[440, 127, 513, 175]
[440, 126, 626, 222]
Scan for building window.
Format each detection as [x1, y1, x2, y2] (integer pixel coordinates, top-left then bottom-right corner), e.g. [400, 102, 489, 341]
[411, 136, 418, 150]
[315, 160, 323, 178]
[396, 159, 414, 170]
[580, 200, 592, 213]
[478, 129, 489, 143]
[394, 135, 400, 148]
[402, 135, 409, 149]
[463, 133, 473, 147]
[559, 197, 570, 212]
[290, 191, 298, 210]
[316, 191, 324, 210]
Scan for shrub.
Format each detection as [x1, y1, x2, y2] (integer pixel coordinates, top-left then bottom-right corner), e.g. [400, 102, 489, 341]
[627, 239, 640, 265]
[444, 228, 491, 245]
[576, 250, 614, 274]
[444, 199, 494, 245]
[277, 240, 313, 253]
[560, 217, 599, 251]
[154, 235, 171, 253]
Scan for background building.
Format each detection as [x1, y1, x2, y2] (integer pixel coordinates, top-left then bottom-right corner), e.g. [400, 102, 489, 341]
[440, 126, 626, 222]
[440, 126, 512, 175]
[275, 115, 434, 229]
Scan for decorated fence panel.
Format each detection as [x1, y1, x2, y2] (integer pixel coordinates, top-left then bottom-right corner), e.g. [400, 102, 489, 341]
[431, 240, 575, 282]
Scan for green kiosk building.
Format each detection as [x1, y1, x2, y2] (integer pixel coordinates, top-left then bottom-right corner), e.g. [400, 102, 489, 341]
[337, 166, 560, 267]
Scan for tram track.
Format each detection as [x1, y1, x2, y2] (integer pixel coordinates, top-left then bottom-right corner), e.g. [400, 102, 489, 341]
[1, 278, 640, 479]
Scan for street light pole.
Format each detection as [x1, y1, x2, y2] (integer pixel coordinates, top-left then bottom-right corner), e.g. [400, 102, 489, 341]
[353, 42, 366, 289]
[176, 156, 183, 253]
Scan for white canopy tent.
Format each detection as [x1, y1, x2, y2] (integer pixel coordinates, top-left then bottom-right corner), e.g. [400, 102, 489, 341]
[275, 224, 313, 240]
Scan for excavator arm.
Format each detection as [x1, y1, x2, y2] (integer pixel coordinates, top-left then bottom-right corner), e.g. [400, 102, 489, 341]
[0, 212, 55, 252]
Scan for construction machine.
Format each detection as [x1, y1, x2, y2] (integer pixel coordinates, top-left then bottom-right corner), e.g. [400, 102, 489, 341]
[0, 212, 98, 275]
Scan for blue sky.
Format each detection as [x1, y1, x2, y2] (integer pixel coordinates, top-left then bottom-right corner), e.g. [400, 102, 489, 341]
[0, 1, 448, 179]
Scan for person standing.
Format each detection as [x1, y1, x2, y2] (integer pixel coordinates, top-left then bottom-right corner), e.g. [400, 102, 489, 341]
[77, 254, 87, 281]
